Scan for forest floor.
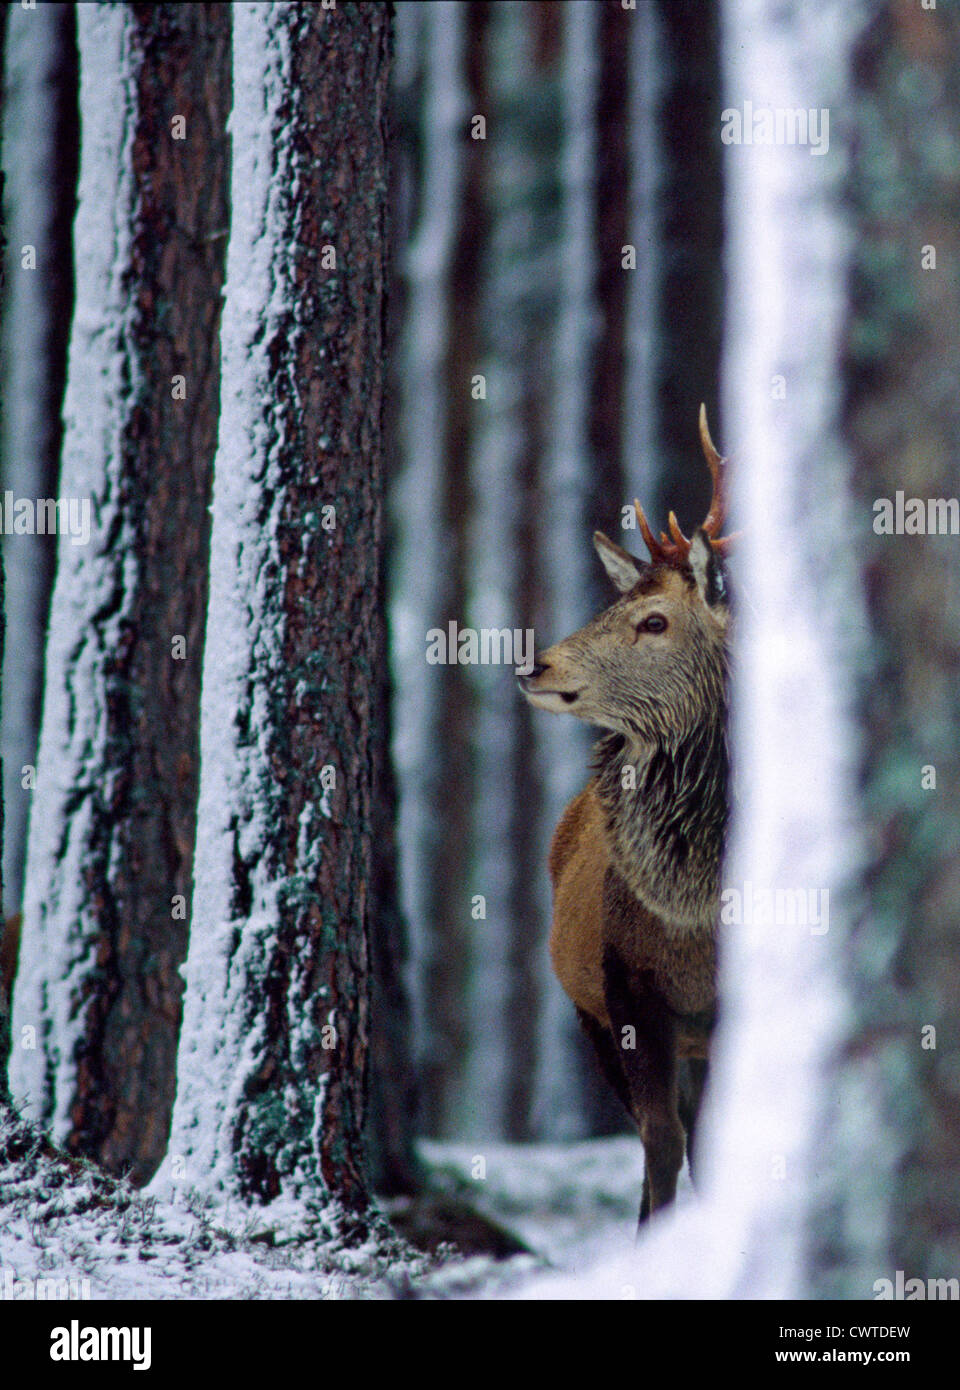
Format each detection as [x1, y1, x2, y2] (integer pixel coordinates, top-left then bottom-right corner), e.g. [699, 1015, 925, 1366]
[0, 1105, 676, 1299]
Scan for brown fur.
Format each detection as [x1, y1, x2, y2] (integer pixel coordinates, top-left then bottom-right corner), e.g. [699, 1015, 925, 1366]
[548, 779, 717, 1034]
[520, 527, 730, 1222]
[547, 784, 609, 1026]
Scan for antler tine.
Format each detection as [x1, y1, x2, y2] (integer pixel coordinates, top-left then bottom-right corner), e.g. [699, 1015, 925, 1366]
[632, 407, 735, 567]
[698, 402, 727, 539]
[634, 499, 667, 563]
[634, 499, 689, 564]
[708, 531, 741, 555]
[666, 511, 690, 555]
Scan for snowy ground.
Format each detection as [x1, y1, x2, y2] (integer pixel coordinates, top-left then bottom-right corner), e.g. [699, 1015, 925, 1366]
[0, 1107, 673, 1300]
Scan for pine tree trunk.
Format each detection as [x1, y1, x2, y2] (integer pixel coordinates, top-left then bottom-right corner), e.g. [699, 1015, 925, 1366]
[367, 0, 421, 1198]
[9, 3, 230, 1185]
[530, 0, 601, 1141]
[586, 0, 630, 577]
[0, 0, 8, 1089]
[0, 2, 78, 923]
[811, 0, 960, 1293]
[421, 0, 486, 1136]
[160, 1, 390, 1217]
[654, 0, 724, 530]
[389, 0, 471, 1140]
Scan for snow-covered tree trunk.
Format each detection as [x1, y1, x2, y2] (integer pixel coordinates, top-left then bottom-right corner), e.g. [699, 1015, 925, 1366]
[0, 2, 77, 924]
[702, 0, 866, 1295]
[466, 0, 550, 1141]
[158, 2, 390, 1215]
[523, 0, 869, 1298]
[9, 3, 230, 1185]
[530, 0, 602, 1139]
[389, 0, 470, 1138]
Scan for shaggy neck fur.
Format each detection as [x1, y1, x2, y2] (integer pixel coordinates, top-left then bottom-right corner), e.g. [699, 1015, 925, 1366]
[593, 708, 729, 933]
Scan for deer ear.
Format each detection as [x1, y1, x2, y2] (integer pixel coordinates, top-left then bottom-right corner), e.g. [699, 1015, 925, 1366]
[593, 532, 643, 594]
[688, 527, 727, 609]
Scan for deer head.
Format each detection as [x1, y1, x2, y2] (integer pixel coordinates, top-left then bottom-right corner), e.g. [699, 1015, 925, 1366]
[518, 406, 733, 744]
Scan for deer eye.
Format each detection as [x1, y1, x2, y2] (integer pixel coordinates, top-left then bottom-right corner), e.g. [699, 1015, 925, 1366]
[638, 613, 668, 635]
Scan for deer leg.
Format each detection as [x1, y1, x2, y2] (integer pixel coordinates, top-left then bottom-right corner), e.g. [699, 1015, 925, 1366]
[602, 945, 684, 1222]
[678, 1057, 709, 1182]
[575, 1007, 632, 1118]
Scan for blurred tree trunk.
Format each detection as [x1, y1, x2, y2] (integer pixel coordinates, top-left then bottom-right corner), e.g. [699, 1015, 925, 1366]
[529, 0, 601, 1141]
[9, 3, 230, 1184]
[812, 0, 960, 1292]
[367, 643, 419, 1195]
[469, 0, 552, 1142]
[0, 2, 78, 924]
[161, 2, 390, 1217]
[0, 0, 7, 1088]
[389, 1, 473, 1140]
[655, 0, 724, 531]
[422, 0, 487, 1136]
[586, 0, 629, 584]
[369, 0, 421, 1198]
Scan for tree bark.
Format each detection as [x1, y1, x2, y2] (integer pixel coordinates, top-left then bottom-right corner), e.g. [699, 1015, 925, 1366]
[160, 1, 390, 1217]
[9, 3, 230, 1185]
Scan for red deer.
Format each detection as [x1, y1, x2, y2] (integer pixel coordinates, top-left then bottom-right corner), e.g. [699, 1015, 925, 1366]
[518, 406, 734, 1223]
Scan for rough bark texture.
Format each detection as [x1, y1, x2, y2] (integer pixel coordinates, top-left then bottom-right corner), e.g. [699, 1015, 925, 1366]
[9, 3, 230, 1185]
[243, 2, 388, 1211]
[85, 1, 230, 1184]
[281, 4, 387, 1213]
[162, 1, 390, 1216]
[815, 0, 960, 1290]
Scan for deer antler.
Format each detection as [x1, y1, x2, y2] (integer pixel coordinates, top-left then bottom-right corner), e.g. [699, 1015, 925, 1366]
[634, 403, 736, 566]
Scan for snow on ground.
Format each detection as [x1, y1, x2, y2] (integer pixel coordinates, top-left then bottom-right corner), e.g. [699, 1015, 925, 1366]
[415, 1136, 657, 1275]
[0, 1105, 674, 1299]
[0, 1108, 428, 1300]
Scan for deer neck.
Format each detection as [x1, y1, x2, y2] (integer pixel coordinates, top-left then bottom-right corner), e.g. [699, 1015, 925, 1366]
[593, 716, 729, 933]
